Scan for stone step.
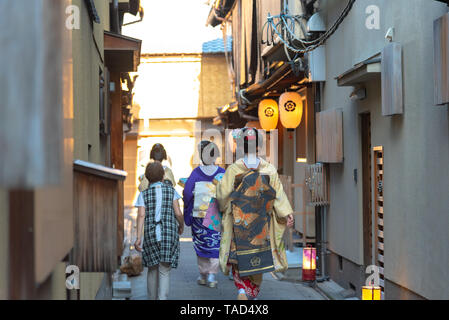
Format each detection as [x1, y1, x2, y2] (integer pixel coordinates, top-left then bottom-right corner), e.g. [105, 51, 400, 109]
[113, 272, 132, 299]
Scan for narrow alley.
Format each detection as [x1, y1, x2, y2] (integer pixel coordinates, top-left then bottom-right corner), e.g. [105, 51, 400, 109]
[120, 208, 325, 301]
[2, 0, 449, 304]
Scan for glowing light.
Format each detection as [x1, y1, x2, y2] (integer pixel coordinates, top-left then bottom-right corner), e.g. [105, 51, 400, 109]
[258, 99, 279, 131]
[362, 286, 382, 300]
[302, 247, 316, 282]
[279, 92, 304, 131]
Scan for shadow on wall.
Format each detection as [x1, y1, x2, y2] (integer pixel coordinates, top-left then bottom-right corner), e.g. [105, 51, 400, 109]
[389, 114, 404, 142]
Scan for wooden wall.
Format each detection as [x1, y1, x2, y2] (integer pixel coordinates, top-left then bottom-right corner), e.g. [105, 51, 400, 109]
[434, 13, 449, 106]
[72, 164, 126, 272]
[316, 109, 343, 163]
[296, 86, 316, 164]
[381, 42, 403, 116]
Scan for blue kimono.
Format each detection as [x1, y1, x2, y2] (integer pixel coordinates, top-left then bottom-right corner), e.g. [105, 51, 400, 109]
[183, 166, 225, 258]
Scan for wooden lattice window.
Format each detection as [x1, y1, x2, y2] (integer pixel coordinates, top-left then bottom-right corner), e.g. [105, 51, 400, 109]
[373, 146, 385, 298]
[305, 163, 330, 207]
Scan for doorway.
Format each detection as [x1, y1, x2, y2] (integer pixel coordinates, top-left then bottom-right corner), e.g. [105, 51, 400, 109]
[361, 113, 372, 267]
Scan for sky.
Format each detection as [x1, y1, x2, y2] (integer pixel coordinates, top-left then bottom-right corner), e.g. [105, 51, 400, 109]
[122, 0, 223, 54]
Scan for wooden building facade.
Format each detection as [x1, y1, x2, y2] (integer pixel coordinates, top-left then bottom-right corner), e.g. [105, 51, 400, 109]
[0, 0, 142, 300]
[207, 0, 449, 300]
[208, 0, 320, 261]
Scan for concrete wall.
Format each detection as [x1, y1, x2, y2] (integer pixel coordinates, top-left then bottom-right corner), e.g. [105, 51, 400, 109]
[71, 0, 110, 299]
[72, 0, 106, 164]
[321, 0, 449, 299]
[0, 0, 112, 300]
[0, 190, 8, 299]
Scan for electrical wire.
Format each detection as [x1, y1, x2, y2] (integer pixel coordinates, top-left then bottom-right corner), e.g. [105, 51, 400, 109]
[262, 0, 356, 54]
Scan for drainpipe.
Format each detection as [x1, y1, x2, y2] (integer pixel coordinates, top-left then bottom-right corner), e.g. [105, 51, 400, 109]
[314, 82, 330, 283]
[111, 0, 120, 33]
[317, 206, 330, 282]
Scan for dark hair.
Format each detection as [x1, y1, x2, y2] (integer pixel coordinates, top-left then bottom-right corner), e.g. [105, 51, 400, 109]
[198, 140, 220, 165]
[242, 128, 261, 154]
[145, 161, 165, 184]
[150, 143, 167, 162]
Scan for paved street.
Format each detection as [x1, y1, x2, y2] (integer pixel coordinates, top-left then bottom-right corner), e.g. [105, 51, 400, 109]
[123, 207, 325, 300]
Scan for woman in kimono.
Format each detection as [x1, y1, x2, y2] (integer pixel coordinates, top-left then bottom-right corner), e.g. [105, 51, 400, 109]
[216, 128, 294, 300]
[139, 143, 176, 191]
[183, 141, 226, 288]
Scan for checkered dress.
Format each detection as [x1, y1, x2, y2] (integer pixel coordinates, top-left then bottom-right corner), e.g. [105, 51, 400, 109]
[142, 183, 180, 268]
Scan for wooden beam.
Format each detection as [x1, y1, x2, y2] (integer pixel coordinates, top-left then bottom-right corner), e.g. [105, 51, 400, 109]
[434, 13, 449, 105]
[381, 42, 403, 116]
[74, 160, 127, 181]
[9, 191, 35, 300]
[104, 31, 142, 72]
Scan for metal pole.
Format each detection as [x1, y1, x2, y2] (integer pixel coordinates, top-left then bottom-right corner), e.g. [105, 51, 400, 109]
[317, 205, 329, 282]
[112, 0, 120, 33]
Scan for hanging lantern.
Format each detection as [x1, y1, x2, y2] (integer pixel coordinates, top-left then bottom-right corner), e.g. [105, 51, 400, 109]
[258, 99, 279, 132]
[279, 92, 304, 131]
[302, 246, 316, 282]
[362, 286, 382, 300]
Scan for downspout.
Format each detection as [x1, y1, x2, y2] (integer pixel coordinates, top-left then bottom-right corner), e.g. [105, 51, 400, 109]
[111, 0, 120, 33]
[314, 82, 330, 283]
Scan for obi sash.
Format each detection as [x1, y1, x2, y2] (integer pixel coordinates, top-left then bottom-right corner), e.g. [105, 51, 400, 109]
[192, 181, 216, 218]
[229, 170, 276, 277]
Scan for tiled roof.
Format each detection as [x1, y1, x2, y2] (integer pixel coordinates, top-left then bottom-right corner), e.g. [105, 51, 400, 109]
[202, 37, 232, 54]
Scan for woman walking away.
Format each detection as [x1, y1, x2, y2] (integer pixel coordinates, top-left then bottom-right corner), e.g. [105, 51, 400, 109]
[139, 143, 176, 191]
[134, 161, 184, 300]
[183, 141, 225, 288]
[216, 128, 294, 300]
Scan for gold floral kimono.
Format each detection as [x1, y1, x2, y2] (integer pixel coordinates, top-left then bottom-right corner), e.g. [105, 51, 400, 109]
[216, 158, 293, 275]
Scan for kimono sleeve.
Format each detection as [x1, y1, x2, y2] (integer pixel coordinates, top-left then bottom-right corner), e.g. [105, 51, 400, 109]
[182, 171, 196, 227]
[216, 166, 236, 214]
[270, 172, 293, 219]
